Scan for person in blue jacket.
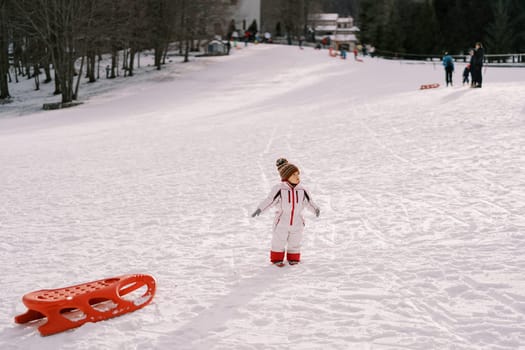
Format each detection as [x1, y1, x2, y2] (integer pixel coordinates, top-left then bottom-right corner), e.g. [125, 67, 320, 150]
[442, 52, 455, 87]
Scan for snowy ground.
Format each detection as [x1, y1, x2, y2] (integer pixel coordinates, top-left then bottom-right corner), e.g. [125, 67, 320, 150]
[1, 44, 525, 350]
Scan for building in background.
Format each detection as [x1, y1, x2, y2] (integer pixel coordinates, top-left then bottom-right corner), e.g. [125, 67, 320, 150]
[223, 1, 361, 47]
[308, 13, 360, 50]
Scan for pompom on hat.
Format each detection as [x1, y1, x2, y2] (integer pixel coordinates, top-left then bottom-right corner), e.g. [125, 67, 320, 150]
[276, 158, 299, 180]
[276, 158, 288, 171]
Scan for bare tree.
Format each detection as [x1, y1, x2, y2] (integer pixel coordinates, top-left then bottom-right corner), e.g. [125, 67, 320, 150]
[175, 0, 229, 62]
[146, 0, 176, 69]
[83, 0, 104, 83]
[125, 0, 149, 76]
[10, 0, 87, 103]
[2, 0, 233, 106]
[262, 0, 321, 40]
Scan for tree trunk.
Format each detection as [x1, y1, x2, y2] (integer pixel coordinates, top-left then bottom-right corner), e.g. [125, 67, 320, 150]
[51, 42, 75, 103]
[110, 48, 117, 78]
[0, 2, 10, 99]
[154, 45, 163, 70]
[57, 52, 74, 103]
[33, 64, 40, 90]
[13, 61, 18, 83]
[85, 51, 95, 82]
[73, 55, 84, 100]
[162, 43, 169, 64]
[128, 47, 136, 76]
[87, 51, 96, 82]
[53, 70, 61, 95]
[184, 39, 190, 63]
[43, 62, 52, 83]
[85, 51, 90, 78]
[97, 53, 100, 80]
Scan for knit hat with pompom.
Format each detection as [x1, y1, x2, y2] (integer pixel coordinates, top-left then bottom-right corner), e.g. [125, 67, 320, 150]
[276, 158, 299, 180]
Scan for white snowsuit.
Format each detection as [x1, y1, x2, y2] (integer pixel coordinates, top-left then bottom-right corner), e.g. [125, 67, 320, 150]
[257, 181, 319, 262]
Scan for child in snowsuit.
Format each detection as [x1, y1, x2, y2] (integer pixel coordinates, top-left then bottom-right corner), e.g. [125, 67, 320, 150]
[252, 159, 320, 265]
[463, 64, 470, 85]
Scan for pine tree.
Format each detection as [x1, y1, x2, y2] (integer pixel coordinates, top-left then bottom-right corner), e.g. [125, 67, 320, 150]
[509, 0, 525, 53]
[381, 0, 404, 54]
[484, 0, 514, 55]
[248, 19, 258, 34]
[358, 0, 387, 47]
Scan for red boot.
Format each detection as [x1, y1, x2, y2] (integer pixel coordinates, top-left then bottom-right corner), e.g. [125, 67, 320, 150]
[287, 252, 300, 265]
[270, 251, 285, 264]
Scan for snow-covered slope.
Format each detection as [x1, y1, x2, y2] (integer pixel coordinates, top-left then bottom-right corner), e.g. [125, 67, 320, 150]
[1, 44, 524, 350]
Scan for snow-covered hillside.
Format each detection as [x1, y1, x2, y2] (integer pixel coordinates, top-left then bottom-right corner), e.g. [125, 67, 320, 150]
[1, 44, 524, 350]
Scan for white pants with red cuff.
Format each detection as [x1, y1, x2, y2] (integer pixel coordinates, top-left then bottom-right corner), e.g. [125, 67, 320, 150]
[270, 224, 303, 263]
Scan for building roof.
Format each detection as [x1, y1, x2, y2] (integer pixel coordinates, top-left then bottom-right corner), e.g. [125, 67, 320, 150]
[208, 40, 225, 46]
[308, 13, 338, 21]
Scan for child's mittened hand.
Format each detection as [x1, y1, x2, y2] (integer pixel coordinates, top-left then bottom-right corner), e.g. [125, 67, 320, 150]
[315, 208, 320, 217]
[251, 209, 261, 217]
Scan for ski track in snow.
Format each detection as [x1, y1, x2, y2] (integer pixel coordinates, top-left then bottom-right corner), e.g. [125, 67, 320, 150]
[1, 44, 525, 349]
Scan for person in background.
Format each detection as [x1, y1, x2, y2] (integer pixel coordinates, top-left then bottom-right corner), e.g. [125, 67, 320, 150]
[321, 37, 328, 48]
[442, 51, 455, 87]
[463, 64, 471, 85]
[468, 49, 475, 86]
[244, 31, 250, 47]
[471, 42, 484, 88]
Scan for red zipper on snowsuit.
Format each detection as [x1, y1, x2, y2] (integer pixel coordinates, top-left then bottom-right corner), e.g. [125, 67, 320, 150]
[289, 189, 295, 225]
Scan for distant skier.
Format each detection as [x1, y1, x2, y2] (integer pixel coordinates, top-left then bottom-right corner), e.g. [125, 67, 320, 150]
[251, 158, 320, 266]
[442, 52, 454, 86]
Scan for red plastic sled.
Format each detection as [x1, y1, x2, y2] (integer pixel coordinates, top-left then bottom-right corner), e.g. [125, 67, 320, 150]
[420, 83, 440, 90]
[14, 274, 156, 336]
